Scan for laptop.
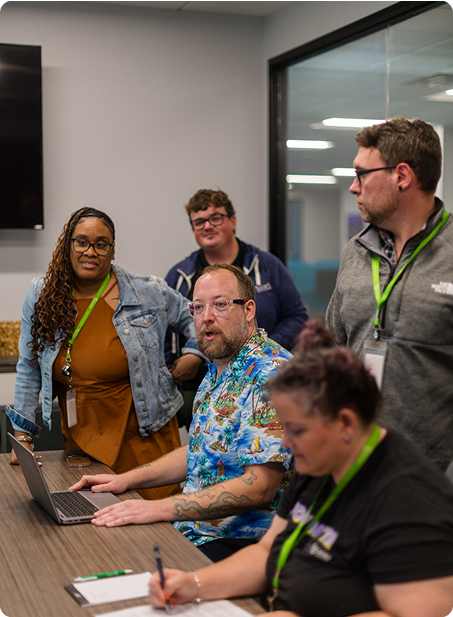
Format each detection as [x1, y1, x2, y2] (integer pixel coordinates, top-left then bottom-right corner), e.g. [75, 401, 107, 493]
[8, 432, 121, 524]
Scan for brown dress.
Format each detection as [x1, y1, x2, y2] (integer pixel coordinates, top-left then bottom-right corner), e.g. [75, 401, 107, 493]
[53, 293, 181, 500]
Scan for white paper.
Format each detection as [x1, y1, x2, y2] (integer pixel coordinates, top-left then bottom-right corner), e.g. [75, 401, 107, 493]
[96, 599, 253, 617]
[74, 572, 152, 606]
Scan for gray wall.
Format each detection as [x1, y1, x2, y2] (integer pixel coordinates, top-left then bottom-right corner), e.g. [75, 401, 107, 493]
[0, 1, 395, 320]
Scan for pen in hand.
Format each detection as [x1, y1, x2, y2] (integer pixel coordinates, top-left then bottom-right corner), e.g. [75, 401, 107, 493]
[154, 544, 171, 614]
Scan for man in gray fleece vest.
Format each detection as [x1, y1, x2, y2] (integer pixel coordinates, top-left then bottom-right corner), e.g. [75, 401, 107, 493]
[327, 117, 453, 471]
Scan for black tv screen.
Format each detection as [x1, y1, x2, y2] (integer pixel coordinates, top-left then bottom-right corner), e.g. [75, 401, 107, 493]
[0, 43, 43, 229]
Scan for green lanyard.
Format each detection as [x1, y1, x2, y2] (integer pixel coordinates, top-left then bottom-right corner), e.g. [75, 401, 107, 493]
[61, 272, 111, 378]
[271, 424, 381, 607]
[372, 211, 449, 340]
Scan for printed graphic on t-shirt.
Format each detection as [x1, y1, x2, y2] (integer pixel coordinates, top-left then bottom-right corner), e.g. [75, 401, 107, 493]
[290, 500, 339, 551]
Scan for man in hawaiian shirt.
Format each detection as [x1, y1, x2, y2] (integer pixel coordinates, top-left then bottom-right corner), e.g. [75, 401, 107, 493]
[71, 264, 293, 561]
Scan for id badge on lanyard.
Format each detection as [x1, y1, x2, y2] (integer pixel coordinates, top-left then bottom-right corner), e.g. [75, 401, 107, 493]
[66, 388, 78, 428]
[366, 211, 449, 389]
[62, 271, 111, 428]
[363, 340, 387, 390]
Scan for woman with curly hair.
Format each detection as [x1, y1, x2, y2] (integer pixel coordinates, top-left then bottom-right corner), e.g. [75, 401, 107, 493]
[7, 207, 203, 499]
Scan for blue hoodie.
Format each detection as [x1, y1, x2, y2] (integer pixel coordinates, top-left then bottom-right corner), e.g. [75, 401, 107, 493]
[165, 239, 308, 368]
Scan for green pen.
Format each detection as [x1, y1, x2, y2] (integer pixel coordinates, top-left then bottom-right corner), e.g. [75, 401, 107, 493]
[74, 569, 133, 582]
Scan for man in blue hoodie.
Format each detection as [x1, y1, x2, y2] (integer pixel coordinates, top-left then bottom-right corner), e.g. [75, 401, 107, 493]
[165, 189, 308, 428]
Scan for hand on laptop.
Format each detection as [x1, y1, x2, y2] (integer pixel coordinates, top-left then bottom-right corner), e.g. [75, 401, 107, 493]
[70, 474, 129, 494]
[90, 499, 160, 527]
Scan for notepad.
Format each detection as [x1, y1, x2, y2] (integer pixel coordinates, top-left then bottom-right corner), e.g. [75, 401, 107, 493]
[65, 572, 152, 607]
[96, 599, 253, 617]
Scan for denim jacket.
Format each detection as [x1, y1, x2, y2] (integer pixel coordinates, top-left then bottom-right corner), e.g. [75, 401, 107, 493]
[6, 265, 203, 438]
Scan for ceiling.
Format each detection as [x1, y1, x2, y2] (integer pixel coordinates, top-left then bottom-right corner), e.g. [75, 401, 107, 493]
[286, 3, 453, 177]
[103, 2, 452, 181]
[106, 1, 292, 17]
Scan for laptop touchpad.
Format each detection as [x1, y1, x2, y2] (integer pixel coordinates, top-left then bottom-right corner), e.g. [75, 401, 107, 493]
[79, 490, 121, 509]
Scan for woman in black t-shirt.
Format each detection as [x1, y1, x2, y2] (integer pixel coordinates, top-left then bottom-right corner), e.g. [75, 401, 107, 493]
[148, 324, 453, 617]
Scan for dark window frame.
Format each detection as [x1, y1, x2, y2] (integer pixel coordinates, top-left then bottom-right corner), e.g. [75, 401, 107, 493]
[268, 1, 445, 262]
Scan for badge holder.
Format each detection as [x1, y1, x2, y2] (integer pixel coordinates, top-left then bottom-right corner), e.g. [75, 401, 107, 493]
[363, 339, 387, 390]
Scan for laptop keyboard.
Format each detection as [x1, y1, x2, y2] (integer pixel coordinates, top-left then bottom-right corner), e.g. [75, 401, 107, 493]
[52, 491, 98, 518]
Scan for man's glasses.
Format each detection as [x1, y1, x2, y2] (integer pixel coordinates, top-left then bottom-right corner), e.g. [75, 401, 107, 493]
[71, 238, 114, 256]
[354, 166, 396, 184]
[354, 163, 417, 185]
[190, 213, 231, 230]
[186, 299, 245, 317]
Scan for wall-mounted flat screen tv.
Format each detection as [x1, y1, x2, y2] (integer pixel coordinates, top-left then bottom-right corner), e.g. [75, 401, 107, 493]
[0, 42, 43, 229]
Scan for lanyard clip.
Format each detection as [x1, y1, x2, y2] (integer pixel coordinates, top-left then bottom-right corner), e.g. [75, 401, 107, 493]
[62, 346, 72, 377]
[268, 586, 278, 612]
[373, 309, 382, 341]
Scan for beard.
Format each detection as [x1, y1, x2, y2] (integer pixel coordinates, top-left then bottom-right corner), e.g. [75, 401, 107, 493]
[197, 319, 249, 361]
[358, 190, 398, 228]
[359, 203, 394, 227]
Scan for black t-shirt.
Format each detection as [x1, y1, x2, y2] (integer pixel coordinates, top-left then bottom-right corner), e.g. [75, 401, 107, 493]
[266, 429, 453, 617]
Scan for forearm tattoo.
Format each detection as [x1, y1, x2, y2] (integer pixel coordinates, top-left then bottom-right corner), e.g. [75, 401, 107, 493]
[239, 469, 257, 486]
[170, 470, 258, 520]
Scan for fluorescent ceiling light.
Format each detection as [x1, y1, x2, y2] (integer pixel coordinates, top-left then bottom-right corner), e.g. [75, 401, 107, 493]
[321, 118, 385, 128]
[331, 168, 356, 177]
[286, 139, 334, 149]
[425, 89, 453, 102]
[287, 174, 337, 185]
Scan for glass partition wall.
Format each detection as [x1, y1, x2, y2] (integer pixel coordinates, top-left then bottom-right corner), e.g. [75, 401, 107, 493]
[269, 2, 453, 317]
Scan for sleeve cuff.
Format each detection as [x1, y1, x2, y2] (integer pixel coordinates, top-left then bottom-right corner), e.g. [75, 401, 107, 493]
[5, 405, 41, 437]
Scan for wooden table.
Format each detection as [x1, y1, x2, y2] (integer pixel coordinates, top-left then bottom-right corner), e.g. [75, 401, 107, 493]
[0, 451, 262, 617]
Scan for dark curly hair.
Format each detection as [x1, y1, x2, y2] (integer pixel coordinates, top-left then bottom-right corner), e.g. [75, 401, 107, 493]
[185, 189, 236, 217]
[30, 207, 115, 360]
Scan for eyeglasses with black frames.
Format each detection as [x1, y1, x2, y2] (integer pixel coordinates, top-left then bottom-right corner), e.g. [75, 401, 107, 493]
[71, 238, 114, 256]
[186, 298, 245, 317]
[354, 163, 417, 185]
[190, 212, 231, 230]
[354, 166, 396, 184]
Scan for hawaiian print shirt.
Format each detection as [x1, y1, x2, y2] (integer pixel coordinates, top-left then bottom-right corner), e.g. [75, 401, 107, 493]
[174, 330, 293, 547]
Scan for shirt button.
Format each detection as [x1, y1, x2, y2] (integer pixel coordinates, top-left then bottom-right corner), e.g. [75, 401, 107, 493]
[133, 355, 138, 362]
[137, 380, 142, 387]
[124, 328, 130, 335]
